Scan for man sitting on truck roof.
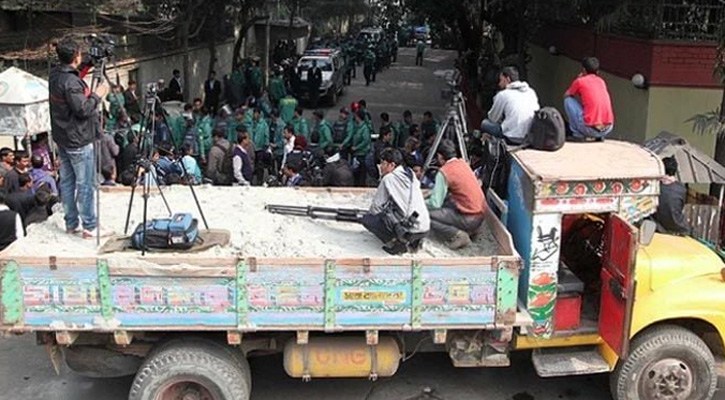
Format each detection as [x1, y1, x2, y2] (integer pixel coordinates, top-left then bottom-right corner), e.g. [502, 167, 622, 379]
[362, 148, 430, 255]
[480, 66, 540, 145]
[653, 156, 690, 235]
[426, 140, 486, 249]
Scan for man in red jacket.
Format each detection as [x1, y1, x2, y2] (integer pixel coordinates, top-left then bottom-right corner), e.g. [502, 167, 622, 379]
[563, 57, 614, 140]
[425, 140, 486, 249]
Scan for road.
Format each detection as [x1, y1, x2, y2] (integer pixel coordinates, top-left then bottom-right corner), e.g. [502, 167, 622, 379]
[0, 47, 724, 400]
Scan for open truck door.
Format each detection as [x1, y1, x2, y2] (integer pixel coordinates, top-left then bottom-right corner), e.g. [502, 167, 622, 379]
[599, 214, 637, 357]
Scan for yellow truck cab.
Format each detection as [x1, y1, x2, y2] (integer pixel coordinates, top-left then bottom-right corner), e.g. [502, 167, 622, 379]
[503, 140, 725, 400]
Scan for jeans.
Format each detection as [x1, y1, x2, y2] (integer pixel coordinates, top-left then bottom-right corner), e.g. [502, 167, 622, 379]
[58, 143, 97, 231]
[416, 52, 423, 66]
[480, 120, 524, 145]
[563, 97, 613, 139]
[361, 213, 428, 245]
[429, 203, 484, 241]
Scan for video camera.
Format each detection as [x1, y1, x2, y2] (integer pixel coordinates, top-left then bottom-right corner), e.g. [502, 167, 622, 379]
[85, 33, 116, 64]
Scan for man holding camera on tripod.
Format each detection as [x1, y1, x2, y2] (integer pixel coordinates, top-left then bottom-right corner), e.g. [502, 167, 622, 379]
[49, 37, 109, 238]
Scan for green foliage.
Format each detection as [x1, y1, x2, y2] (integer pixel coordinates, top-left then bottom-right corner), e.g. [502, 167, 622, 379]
[688, 110, 724, 137]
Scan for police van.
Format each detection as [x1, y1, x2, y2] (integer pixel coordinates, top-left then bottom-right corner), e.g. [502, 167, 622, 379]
[296, 48, 345, 105]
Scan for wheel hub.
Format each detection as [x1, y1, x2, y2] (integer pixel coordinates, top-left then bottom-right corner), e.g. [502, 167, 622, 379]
[640, 358, 694, 400]
[157, 379, 217, 400]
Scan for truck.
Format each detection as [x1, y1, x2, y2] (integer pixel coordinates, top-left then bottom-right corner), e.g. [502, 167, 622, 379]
[1, 140, 724, 400]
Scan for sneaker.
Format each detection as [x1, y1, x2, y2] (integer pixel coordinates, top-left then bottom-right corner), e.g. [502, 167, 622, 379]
[446, 231, 471, 250]
[66, 228, 80, 235]
[82, 227, 114, 239]
[408, 239, 424, 253]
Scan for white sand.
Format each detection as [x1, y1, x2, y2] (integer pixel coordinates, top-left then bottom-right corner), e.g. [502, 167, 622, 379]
[9, 186, 500, 259]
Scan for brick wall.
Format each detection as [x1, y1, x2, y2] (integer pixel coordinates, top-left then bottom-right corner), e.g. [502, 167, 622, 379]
[534, 23, 720, 88]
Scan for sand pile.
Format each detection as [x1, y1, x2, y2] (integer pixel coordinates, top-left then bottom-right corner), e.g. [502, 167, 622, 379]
[10, 186, 500, 259]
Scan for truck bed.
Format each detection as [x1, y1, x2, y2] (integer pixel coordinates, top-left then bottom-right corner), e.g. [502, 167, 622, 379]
[0, 188, 520, 333]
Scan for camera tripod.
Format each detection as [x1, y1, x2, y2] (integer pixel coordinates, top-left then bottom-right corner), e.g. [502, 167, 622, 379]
[422, 90, 470, 172]
[122, 89, 209, 255]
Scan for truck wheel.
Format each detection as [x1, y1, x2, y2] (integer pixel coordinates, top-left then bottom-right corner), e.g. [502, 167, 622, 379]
[129, 338, 251, 400]
[610, 325, 716, 400]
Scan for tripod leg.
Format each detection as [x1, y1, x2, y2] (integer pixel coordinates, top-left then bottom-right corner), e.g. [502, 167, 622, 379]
[142, 173, 150, 256]
[124, 165, 141, 235]
[177, 159, 209, 230]
[154, 179, 173, 217]
[423, 117, 451, 172]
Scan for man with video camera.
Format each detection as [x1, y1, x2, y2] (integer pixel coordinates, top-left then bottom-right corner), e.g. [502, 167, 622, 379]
[49, 37, 109, 239]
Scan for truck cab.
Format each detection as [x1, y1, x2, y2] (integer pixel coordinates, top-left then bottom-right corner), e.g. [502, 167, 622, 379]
[503, 140, 725, 400]
[296, 49, 345, 105]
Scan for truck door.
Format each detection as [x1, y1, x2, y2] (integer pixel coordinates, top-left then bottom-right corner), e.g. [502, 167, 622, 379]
[598, 213, 637, 357]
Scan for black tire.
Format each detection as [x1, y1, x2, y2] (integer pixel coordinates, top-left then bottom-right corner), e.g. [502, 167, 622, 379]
[610, 325, 716, 400]
[329, 89, 337, 106]
[129, 338, 251, 400]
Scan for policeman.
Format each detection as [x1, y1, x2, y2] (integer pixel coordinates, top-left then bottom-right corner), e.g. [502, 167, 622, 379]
[363, 45, 376, 86]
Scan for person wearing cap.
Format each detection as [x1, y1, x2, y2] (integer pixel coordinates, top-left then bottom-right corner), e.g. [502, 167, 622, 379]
[291, 107, 310, 142]
[268, 69, 287, 106]
[250, 59, 263, 98]
[362, 148, 429, 255]
[363, 45, 376, 86]
[396, 110, 414, 148]
[333, 107, 354, 147]
[426, 139, 486, 249]
[312, 110, 333, 151]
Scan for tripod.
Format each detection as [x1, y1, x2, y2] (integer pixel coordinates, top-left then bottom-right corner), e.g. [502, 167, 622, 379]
[422, 90, 470, 172]
[122, 89, 209, 255]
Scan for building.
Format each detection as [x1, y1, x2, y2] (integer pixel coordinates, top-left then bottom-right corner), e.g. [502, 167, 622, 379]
[527, 1, 723, 158]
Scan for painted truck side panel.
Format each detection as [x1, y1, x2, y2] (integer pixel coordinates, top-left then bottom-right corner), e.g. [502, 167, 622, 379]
[0, 258, 519, 332]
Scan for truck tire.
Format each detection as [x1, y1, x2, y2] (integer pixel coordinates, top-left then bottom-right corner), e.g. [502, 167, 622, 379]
[610, 325, 716, 400]
[129, 338, 251, 400]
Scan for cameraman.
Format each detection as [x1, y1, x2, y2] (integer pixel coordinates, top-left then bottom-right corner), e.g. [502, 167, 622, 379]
[49, 37, 109, 238]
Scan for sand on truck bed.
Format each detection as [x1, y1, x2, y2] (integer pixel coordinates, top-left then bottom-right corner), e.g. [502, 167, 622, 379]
[5, 186, 501, 260]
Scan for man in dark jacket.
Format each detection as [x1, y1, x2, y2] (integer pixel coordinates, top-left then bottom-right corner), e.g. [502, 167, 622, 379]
[308, 60, 323, 108]
[168, 69, 184, 102]
[49, 37, 108, 238]
[124, 80, 141, 122]
[0, 191, 23, 251]
[654, 156, 689, 235]
[204, 71, 222, 115]
[322, 146, 354, 187]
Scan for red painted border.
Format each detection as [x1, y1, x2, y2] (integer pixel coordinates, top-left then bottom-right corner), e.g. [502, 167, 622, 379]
[533, 23, 720, 89]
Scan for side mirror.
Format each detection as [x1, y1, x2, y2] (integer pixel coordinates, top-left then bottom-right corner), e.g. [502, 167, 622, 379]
[639, 220, 657, 246]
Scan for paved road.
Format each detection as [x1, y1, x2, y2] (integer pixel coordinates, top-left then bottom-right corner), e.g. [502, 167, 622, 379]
[1, 48, 724, 400]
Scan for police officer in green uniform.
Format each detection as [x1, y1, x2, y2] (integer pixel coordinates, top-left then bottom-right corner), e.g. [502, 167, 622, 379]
[363, 46, 376, 86]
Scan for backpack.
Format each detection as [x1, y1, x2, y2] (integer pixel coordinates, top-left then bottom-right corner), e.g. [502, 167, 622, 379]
[332, 121, 347, 144]
[527, 107, 565, 151]
[215, 142, 235, 184]
[132, 213, 199, 250]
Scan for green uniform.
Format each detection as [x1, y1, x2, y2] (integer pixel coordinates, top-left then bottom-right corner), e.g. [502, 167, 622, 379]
[231, 70, 246, 99]
[345, 120, 372, 157]
[291, 116, 309, 141]
[396, 121, 413, 147]
[197, 116, 214, 158]
[269, 117, 286, 156]
[316, 119, 333, 150]
[250, 66, 263, 92]
[364, 50, 376, 68]
[227, 119, 242, 143]
[252, 118, 270, 150]
[269, 77, 287, 103]
[168, 114, 186, 147]
[279, 96, 298, 123]
[416, 41, 426, 54]
[105, 92, 125, 131]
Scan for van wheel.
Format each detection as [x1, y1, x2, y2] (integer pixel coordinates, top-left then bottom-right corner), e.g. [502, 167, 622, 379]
[610, 325, 716, 400]
[129, 338, 251, 400]
[330, 90, 337, 106]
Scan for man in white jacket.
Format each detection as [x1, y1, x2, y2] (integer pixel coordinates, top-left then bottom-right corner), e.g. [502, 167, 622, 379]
[480, 66, 540, 145]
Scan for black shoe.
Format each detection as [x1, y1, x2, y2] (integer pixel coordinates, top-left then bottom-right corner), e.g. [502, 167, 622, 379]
[408, 239, 423, 253]
[383, 241, 407, 255]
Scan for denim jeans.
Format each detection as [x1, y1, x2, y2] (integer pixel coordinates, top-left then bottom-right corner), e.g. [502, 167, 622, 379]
[480, 120, 523, 145]
[563, 97, 614, 139]
[58, 143, 97, 231]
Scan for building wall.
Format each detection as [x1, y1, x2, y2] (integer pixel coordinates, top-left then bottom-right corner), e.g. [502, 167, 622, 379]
[104, 40, 235, 102]
[528, 43, 721, 157]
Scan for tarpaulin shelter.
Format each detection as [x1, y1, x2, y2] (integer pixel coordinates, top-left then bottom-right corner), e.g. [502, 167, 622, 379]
[0, 67, 51, 137]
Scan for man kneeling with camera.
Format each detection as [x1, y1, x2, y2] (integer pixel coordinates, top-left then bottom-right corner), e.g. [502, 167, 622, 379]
[361, 148, 430, 255]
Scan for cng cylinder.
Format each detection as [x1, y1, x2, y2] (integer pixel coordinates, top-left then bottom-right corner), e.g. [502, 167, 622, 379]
[283, 336, 401, 378]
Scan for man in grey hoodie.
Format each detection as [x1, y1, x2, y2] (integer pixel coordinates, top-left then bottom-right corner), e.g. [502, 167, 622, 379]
[362, 148, 430, 255]
[480, 66, 540, 145]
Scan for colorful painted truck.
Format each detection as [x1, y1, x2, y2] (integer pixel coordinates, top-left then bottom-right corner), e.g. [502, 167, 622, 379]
[1, 140, 724, 400]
